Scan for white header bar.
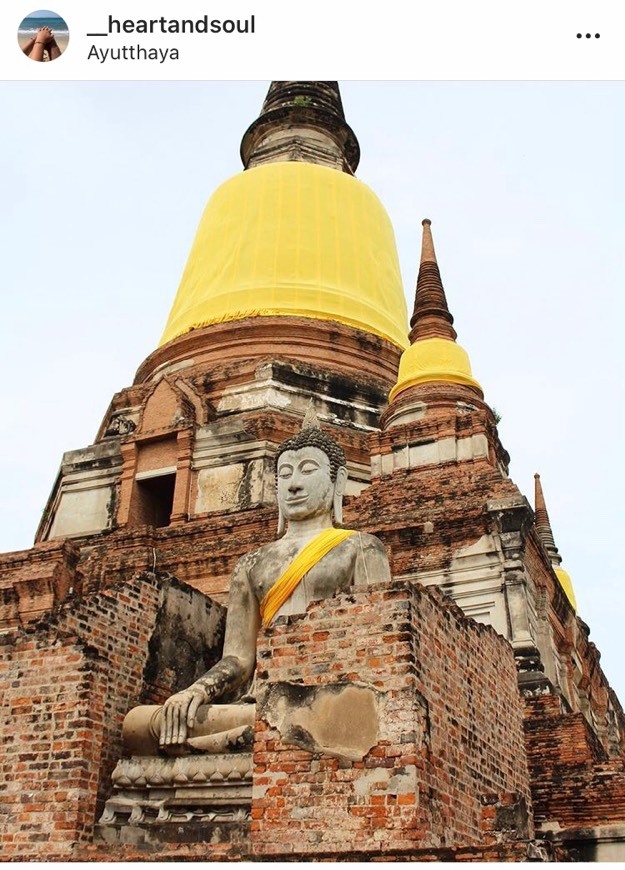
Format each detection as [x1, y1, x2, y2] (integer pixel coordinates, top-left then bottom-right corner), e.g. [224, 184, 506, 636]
[2, 0, 623, 81]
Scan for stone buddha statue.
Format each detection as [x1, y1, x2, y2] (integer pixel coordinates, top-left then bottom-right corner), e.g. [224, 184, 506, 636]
[123, 413, 391, 756]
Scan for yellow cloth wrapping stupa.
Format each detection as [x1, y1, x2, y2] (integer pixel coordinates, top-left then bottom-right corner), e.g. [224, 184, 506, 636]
[389, 337, 482, 401]
[554, 566, 577, 611]
[160, 162, 408, 349]
[388, 220, 483, 402]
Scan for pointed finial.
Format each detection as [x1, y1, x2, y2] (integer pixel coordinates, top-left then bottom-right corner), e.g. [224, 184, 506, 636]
[409, 219, 457, 343]
[420, 219, 437, 264]
[387, 219, 483, 406]
[301, 400, 321, 431]
[534, 473, 561, 565]
[240, 81, 360, 173]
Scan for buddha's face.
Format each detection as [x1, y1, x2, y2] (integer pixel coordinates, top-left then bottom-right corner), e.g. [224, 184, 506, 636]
[277, 446, 335, 522]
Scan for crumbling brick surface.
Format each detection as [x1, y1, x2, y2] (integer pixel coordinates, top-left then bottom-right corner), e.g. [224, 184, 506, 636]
[0, 630, 107, 859]
[134, 316, 401, 392]
[75, 839, 537, 862]
[0, 539, 81, 628]
[74, 514, 278, 605]
[346, 460, 518, 578]
[251, 580, 532, 857]
[524, 694, 625, 830]
[0, 571, 223, 860]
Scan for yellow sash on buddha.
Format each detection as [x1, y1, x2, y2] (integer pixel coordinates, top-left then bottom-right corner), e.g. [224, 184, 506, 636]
[259, 528, 357, 627]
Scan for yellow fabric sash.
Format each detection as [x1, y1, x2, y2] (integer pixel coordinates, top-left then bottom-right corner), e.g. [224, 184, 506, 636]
[259, 528, 357, 627]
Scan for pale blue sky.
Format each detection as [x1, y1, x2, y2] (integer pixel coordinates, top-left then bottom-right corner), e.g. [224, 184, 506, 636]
[26, 10, 59, 17]
[0, 81, 622, 698]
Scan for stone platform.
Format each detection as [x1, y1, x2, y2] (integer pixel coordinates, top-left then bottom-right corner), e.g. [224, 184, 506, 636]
[97, 752, 252, 845]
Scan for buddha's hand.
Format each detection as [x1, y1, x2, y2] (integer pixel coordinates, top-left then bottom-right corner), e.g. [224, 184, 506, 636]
[159, 684, 209, 747]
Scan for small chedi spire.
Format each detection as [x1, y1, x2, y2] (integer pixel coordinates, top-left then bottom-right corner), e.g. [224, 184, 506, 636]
[240, 81, 360, 174]
[534, 473, 577, 610]
[534, 473, 560, 563]
[389, 219, 482, 402]
[409, 219, 457, 343]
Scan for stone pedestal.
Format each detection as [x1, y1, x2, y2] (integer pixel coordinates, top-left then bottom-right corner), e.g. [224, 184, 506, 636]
[97, 753, 252, 845]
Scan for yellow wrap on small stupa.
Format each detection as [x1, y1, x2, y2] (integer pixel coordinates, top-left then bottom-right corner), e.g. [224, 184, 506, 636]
[260, 528, 356, 627]
[389, 337, 482, 401]
[555, 566, 577, 612]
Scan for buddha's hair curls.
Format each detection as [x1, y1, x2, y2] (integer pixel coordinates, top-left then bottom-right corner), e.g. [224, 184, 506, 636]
[275, 427, 346, 481]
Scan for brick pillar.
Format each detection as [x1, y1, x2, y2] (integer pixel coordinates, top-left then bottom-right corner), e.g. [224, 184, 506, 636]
[250, 581, 533, 858]
[170, 429, 194, 525]
[115, 441, 138, 527]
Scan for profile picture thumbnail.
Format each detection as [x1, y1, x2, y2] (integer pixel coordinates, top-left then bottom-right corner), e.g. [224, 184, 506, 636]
[18, 10, 69, 62]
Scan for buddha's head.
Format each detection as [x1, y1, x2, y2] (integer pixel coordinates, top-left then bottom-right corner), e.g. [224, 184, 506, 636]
[275, 424, 347, 535]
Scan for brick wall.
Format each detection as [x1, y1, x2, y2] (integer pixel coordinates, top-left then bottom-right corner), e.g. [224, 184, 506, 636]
[347, 462, 518, 577]
[0, 571, 224, 860]
[251, 580, 532, 857]
[524, 694, 625, 830]
[0, 540, 81, 628]
[0, 630, 107, 859]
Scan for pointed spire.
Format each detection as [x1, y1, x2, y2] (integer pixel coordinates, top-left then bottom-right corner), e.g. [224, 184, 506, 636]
[420, 217, 437, 263]
[261, 81, 347, 118]
[534, 473, 577, 610]
[388, 219, 482, 404]
[409, 220, 457, 343]
[534, 473, 561, 566]
[240, 81, 360, 174]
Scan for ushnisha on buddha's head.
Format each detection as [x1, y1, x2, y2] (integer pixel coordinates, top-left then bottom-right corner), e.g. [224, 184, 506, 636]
[274, 417, 348, 535]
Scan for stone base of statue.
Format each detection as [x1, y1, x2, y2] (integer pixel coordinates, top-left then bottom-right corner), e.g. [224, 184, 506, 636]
[97, 752, 252, 845]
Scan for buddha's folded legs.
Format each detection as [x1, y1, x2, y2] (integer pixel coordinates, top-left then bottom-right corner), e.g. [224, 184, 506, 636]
[122, 703, 256, 756]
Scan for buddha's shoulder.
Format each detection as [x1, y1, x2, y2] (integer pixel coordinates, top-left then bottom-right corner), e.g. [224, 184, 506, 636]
[344, 530, 386, 551]
[233, 530, 387, 573]
[235, 537, 295, 572]
[345, 531, 391, 581]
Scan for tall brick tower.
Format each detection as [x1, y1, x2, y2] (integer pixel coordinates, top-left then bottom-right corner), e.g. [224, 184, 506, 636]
[1, 82, 624, 862]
